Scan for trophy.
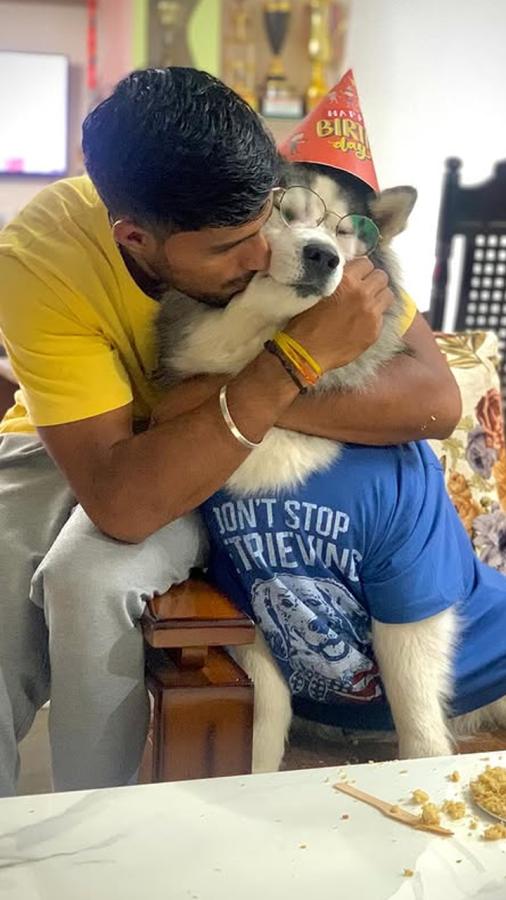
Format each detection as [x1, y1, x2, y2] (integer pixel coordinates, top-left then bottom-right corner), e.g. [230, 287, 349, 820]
[155, 0, 199, 68]
[222, 0, 258, 110]
[260, 1, 304, 118]
[305, 0, 331, 112]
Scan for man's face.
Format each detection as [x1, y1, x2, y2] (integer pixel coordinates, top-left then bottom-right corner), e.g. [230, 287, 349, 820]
[151, 199, 273, 305]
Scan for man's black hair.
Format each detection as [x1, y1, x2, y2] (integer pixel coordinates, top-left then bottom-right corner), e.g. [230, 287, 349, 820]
[82, 67, 280, 233]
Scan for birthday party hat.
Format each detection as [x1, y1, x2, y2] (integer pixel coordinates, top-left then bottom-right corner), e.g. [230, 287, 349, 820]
[278, 69, 379, 192]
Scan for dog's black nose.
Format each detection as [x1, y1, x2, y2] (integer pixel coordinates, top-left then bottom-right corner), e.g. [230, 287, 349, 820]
[302, 243, 340, 279]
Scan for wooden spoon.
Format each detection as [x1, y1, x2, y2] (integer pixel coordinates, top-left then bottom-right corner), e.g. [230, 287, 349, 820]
[334, 782, 454, 837]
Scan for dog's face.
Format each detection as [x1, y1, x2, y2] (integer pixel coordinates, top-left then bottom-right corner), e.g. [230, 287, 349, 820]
[262, 162, 417, 306]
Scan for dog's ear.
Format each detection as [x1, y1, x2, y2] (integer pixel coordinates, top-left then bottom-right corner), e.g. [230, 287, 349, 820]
[368, 186, 417, 243]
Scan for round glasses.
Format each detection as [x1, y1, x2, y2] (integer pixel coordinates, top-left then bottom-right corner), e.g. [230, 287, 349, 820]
[272, 185, 381, 257]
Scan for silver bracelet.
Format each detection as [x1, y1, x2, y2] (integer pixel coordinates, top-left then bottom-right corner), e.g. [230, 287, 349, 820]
[219, 385, 263, 450]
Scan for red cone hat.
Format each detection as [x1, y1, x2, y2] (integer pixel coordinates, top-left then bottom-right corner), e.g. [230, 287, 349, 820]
[278, 69, 379, 192]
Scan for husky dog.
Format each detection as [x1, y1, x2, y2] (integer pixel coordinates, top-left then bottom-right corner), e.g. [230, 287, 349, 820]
[157, 164, 411, 491]
[156, 162, 506, 770]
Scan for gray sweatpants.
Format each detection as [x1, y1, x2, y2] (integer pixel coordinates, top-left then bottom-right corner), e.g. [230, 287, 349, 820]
[0, 434, 208, 796]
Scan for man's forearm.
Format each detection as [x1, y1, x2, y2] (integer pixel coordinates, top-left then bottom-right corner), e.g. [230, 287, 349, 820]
[95, 352, 299, 541]
[277, 350, 462, 444]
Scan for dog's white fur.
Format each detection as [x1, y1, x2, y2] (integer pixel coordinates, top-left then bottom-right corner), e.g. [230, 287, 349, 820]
[157, 169, 506, 768]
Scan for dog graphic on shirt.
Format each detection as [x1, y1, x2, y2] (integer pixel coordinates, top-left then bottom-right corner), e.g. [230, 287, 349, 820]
[251, 574, 381, 703]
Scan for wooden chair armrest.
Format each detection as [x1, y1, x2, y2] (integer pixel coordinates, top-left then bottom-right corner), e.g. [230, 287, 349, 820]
[141, 578, 255, 650]
[142, 580, 255, 781]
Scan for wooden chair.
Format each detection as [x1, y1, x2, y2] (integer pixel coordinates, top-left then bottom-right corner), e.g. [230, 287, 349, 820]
[428, 157, 506, 403]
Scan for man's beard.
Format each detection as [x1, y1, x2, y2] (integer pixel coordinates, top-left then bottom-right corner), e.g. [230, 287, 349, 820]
[168, 273, 256, 307]
[145, 244, 258, 306]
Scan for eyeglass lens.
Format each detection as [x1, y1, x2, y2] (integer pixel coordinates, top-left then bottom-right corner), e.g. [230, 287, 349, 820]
[278, 186, 379, 255]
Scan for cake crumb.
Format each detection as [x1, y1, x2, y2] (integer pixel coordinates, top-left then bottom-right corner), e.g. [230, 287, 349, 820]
[299, 843, 307, 849]
[449, 771, 461, 782]
[341, 814, 349, 820]
[483, 824, 506, 841]
[471, 766, 506, 820]
[469, 819, 478, 830]
[403, 868, 414, 878]
[412, 789, 429, 804]
[420, 802, 441, 826]
[442, 800, 466, 820]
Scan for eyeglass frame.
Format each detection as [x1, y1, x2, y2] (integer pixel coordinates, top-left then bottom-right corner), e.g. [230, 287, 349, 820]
[271, 185, 381, 256]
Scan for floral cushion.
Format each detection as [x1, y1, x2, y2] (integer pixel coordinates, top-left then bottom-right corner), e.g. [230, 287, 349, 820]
[428, 331, 506, 570]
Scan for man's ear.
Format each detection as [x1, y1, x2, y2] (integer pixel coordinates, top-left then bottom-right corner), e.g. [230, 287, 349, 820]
[368, 186, 417, 244]
[112, 218, 158, 256]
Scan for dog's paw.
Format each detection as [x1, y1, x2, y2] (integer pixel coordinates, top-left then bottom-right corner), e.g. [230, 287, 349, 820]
[252, 746, 285, 774]
[399, 736, 454, 760]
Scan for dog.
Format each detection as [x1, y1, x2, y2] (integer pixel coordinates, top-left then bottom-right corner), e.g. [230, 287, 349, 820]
[155, 161, 506, 770]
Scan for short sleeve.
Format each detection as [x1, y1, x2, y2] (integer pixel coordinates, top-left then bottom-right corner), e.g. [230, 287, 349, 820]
[0, 255, 132, 426]
[397, 290, 417, 335]
[361, 446, 467, 624]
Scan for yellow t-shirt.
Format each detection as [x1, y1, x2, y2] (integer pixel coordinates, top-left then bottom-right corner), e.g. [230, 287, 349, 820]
[0, 176, 418, 435]
[0, 176, 162, 434]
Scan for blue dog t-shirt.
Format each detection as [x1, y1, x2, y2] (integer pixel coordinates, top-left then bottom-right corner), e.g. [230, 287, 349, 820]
[202, 441, 506, 717]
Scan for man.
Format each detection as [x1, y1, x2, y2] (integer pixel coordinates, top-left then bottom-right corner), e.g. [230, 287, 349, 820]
[0, 67, 460, 797]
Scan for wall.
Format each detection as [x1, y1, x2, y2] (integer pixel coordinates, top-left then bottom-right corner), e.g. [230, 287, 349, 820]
[344, 0, 506, 316]
[97, 0, 135, 96]
[132, 0, 148, 68]
[0, 1, 89, 223]
[188, 0, 220, 74]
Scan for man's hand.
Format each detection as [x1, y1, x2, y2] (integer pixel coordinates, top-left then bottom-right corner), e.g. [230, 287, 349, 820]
[151, 259, 391, 424]
[151, 259, 394, 429]
[278, 312, 462, 444]
[151, 374, 225, 426]
[285, 258, 394, 372]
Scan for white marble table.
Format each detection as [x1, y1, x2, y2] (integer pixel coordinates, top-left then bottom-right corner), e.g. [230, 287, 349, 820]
[1, 751, 506, 899]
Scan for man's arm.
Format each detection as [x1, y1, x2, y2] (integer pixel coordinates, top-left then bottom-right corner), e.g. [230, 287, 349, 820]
[152, 311, 462, 446]
[38, 351, 299, 544]
[277, 312, 462, 444]
[38, 260, 393, 543]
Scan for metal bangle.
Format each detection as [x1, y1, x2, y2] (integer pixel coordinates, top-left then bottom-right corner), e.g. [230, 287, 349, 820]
[219, 385, 263, 450]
